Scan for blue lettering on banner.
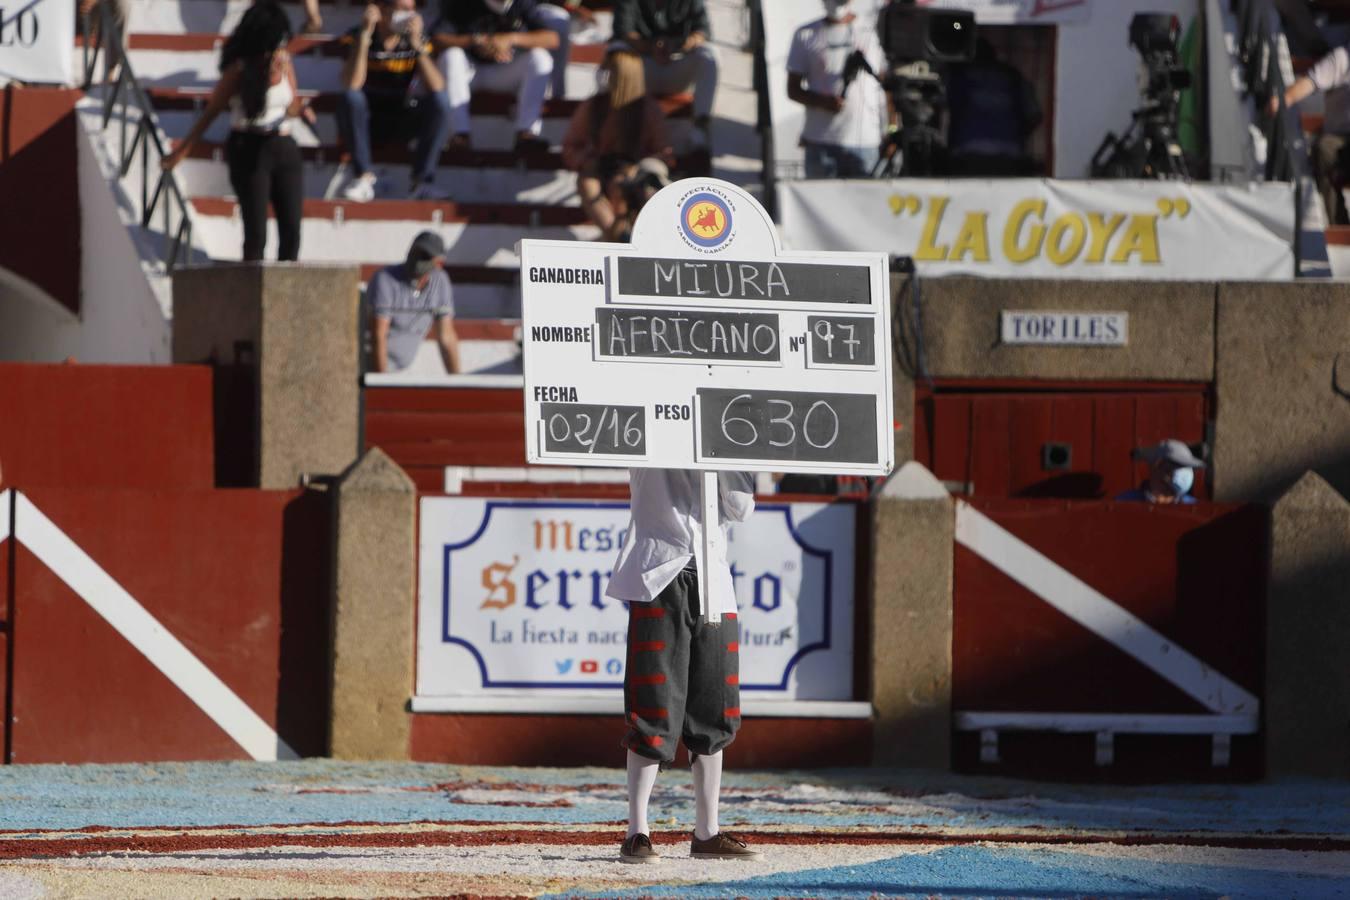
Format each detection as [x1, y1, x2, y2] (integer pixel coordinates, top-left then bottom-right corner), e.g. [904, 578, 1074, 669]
[438, 500, 845, 692]
[753, 572, 782, 613]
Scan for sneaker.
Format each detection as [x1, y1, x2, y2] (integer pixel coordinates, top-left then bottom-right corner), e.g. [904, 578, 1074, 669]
[408, 181, 449, 201]
[619, 833, 661, 864]
[342, 173, 377, 203]
[690, 832, 761, 860]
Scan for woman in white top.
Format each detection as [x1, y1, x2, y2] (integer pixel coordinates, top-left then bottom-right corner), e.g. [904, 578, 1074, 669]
[162, 1, 314, 261]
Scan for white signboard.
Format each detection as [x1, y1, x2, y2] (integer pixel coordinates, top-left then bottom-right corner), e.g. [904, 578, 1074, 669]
[1001, 311, 1127, 346]
[520, 179, 894, 477]
[0, 0, 76, 85]
[920, 0, 1091, 24]
[414, 496, 856, 707]
[780, 179, 1296, 281]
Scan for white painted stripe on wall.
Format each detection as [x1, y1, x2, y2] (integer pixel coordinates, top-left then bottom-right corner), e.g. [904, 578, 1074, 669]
[954, 501, 1260, 716]
[0, 489, 10, 542]
[955, 711, 1259, 735]
[14, 493, 297, 761]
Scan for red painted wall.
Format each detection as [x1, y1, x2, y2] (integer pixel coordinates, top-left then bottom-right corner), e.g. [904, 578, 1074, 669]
[0, 363, 215, 491]
[0, 87, 81, 315]
[914, 382, 1210, 499]
[10, 487, 329, 763]
[953, 498, 1267, 779]
[411, 713, 871, 768]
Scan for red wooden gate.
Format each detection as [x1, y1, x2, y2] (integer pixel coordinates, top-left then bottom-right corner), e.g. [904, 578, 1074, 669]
[953, 497, 1266, 779]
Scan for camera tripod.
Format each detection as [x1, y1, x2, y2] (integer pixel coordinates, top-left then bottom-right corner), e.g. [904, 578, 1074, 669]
[1090, 102, 1190, 180]
[870, 73, 947, 178]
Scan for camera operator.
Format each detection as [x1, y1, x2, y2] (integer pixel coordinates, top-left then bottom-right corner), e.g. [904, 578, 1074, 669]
[945, 39, 1041, 177]
[786, 0, 889, 178]
[1271, 43, 1350, 224]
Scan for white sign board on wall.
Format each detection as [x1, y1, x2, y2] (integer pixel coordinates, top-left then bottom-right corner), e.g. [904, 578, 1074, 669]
[0, 0, 75, 84]
[520, 179, 894, 477]
[780, 179, 1296, 281]
[414, 497, 857, 709]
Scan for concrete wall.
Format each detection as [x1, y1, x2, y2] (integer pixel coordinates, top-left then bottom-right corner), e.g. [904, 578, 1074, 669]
[1267, 471, 1350, 778]
[173, 263, 361, 488]
[871, 463, 954, 767]
[329, 448, 417, 760]
[1214, 281, 1350, 504]
[901, 276, 1215, 383]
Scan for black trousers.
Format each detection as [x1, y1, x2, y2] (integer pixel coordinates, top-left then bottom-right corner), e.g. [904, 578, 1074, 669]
[226, 131, 303, 261]
[622, 566, 741, 765]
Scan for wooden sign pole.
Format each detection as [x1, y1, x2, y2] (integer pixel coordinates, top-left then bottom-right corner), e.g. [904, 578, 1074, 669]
[698, 470, 720, 624]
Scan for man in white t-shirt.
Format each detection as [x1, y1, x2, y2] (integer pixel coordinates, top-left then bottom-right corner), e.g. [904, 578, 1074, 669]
[1273, 43, 1350, 224]
[786, 0, 889, 178]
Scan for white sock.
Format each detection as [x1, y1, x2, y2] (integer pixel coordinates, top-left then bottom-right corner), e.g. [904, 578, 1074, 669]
[691, 750, 723, 841]
[626, 750, 659, 838]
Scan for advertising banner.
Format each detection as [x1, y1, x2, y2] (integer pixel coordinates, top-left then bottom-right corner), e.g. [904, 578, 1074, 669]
[0, 0, 76, 85]
[779, 179, 1296, 281]
[415, 497, 856, 708]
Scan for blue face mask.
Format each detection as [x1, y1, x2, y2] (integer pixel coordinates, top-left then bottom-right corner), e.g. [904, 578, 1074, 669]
[1170, 466, 1194, 497]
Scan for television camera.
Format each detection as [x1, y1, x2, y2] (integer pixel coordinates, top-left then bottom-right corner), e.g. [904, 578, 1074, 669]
[869, 4, 977, 178]
[1090, 13, 1193, 180]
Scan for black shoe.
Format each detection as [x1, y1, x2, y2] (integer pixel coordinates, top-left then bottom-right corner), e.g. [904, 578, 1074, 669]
[620, 832, 661, 864]
[690, 832, 761, 860]
[514, 132, 551, 154]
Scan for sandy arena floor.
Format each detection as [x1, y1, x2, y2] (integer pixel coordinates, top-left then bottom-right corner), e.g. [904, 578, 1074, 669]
[0, 761, 1347, 898]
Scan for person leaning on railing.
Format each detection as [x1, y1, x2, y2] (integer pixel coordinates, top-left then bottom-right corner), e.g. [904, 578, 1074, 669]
[162, 0, 315, 261]
[1271, 42, 1350, 225]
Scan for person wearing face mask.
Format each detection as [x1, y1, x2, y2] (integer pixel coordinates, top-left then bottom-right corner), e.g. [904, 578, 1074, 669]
[337, 0, 453, 202]
[1115, 439, 1204, 504]
[786, 0, 889, 178]
[431, 0, 561, 154]
[369, 231, 461, 374]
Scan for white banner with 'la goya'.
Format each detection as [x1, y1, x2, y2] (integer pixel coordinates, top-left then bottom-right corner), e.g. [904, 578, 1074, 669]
[0, 0, 76, 85]
[779, 179, 1296, 281]
[415, 497, 855, 707]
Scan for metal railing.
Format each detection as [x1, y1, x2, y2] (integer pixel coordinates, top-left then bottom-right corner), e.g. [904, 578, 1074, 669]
[746, 0, 778, 220]
[80, 1, 194, 271]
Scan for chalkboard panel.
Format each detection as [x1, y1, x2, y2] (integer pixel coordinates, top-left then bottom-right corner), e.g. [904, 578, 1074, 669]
[541, 403, 647, 456]
[596, 307, 782, 362]
[697, 388, 878, 464]
[617, 257, 871, 305]
[808, 316, 877, 366]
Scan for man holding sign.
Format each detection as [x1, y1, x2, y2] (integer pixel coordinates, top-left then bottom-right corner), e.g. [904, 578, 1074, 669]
[519, 176, 892, 863]
[607, 468, 760, 863]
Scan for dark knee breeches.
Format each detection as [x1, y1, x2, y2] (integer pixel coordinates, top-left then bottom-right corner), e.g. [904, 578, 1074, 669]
[622, 566, 741, 764]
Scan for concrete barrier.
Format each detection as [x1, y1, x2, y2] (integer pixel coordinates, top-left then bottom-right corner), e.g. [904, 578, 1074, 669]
[871, 462, 954, 768]
[329, 448, 417, 760]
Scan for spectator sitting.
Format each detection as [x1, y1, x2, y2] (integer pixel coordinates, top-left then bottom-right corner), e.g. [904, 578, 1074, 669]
[532, 1, 589, 99]
[786, 0, 888, 179]
[432, 0, 560, 154]
[1114, 439, 1204, 505]
[162, 1, 313, 261]
[370, 231, 461, 374]
[611, 0, 717, 148]
[337, 0, 452, 203]
[1272, 42, 1350, 224]
[609, 156, 672, 242]
[945, 39, 1042, 177]
[562, 50, 672, 239]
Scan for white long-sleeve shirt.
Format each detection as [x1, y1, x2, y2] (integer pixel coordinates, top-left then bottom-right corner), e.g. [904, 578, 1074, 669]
[605, 468, 756, 617]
